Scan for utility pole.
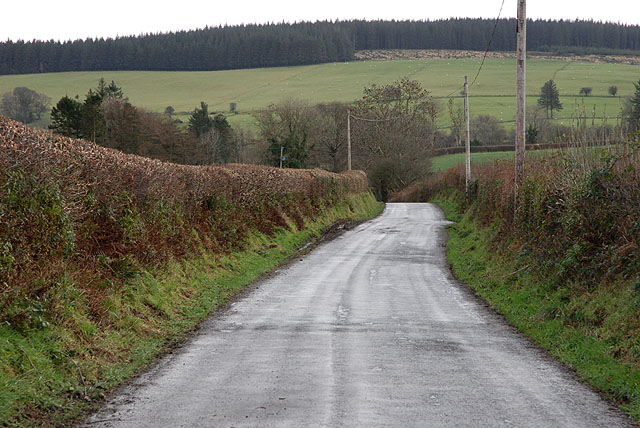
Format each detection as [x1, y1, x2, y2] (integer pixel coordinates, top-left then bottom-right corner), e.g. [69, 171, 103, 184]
[515, 0, 527, 199]
[464, 76, 471, 198]
[347, 109, 352, 170]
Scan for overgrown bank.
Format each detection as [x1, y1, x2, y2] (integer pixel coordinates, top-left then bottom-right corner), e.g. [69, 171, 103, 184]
[0, 116, 382, 427]
[395, 140, 640, 422]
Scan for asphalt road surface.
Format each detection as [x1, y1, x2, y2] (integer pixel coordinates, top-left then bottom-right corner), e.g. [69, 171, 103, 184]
[84, 203, 635, 428]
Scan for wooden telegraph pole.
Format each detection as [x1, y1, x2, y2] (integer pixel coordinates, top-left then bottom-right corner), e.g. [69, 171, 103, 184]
[347, 109, 352, 170]
[515, 0, 527, 198]
[279, 146, 284, 168]
[464, 76, 471, 198]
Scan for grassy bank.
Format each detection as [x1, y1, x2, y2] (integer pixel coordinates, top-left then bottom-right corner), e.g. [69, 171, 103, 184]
[435, 190, 640, 422]
[0, 116, 381, 426]
[0, 191, 382, 428]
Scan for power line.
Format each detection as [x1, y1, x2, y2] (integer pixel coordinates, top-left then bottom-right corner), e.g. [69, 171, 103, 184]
[443, 0, 506, 99]
[470, 0, 507, 88]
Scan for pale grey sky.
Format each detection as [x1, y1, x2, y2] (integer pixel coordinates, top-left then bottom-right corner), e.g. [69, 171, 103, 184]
[2, 0, 639, 42]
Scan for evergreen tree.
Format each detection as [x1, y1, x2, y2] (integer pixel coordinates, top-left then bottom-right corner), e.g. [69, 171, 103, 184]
[96, 78, 124, 99]
[49, 79, 126, 142]
[212, 114, 237, 164]
[188, 102, 213, 137]
[267, 131, 310, 169]
[526, 123, 538, 145]
[2, 19, 639, 75]
[538, 80, 563, 119]
[49, 95, 82, 137]
[80, 89, 107, 143]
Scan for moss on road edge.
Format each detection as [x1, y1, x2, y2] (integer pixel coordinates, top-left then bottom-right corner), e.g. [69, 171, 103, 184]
[1, 192, 382, 428]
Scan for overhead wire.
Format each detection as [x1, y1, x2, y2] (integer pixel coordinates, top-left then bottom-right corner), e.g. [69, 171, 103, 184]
[443, 0, 507, 99]
[469, 0, 507, 88]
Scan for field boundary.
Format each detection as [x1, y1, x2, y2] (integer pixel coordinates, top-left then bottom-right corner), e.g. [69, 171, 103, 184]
[355, 49, 640, 66]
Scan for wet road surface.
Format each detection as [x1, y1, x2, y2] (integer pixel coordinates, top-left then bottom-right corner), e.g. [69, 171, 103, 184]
[84, 203, 635, 428]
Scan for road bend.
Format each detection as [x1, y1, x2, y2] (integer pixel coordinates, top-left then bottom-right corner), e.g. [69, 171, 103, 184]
[84, 203, 635, 428]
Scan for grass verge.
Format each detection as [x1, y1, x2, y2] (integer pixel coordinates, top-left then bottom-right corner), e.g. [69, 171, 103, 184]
[434, 191, 640, 423]
[0, 192, 382, 428]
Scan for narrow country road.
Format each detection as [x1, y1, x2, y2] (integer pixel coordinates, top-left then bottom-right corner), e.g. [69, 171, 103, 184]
[84, 203, 635, 428]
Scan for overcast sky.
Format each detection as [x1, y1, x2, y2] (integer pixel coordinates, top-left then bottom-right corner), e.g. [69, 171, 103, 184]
[2, 0, 639, 42]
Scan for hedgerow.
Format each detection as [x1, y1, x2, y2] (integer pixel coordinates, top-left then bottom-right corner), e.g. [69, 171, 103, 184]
[0, 115, 368, 330]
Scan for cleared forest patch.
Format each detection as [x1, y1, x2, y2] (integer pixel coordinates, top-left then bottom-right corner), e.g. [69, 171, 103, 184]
[355, 49, 640, 66]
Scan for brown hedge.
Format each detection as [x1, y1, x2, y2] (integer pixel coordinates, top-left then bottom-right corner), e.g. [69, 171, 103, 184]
[0, 116, 368, 322]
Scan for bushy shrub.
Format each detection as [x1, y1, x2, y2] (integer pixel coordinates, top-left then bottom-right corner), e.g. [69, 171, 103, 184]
[394, 137, 640, 282]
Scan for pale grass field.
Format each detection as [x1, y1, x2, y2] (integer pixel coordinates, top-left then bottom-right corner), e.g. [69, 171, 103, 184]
[1, 58, 637, 130]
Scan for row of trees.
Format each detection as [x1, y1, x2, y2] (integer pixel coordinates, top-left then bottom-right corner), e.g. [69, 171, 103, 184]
[47, 79, 239, 165]
[251, 76, 640, 197]
[0, 22, 353, 75]
[2, 19, 640, 75]
[255, 78, 439, 200]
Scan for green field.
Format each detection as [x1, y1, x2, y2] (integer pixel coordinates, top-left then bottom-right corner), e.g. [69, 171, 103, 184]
[431, 151, 514, 171]
[430, 148, 566, 171]
[1, 58, 638, 130]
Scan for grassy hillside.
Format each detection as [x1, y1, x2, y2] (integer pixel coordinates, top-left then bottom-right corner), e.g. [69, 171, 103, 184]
[1, 58, 637, 130]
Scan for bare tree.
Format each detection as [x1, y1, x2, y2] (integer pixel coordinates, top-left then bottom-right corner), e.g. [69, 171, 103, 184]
[200, 127, 221, 164]
[314, 103, 348, 172]
[0, 87, 51, 124]
[470, 115, 507, 145]
[352, 78, 438, 200]
[232, 127, 257, 164]
[101, 97, 140, 153]
[526, 107, 553, 143]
